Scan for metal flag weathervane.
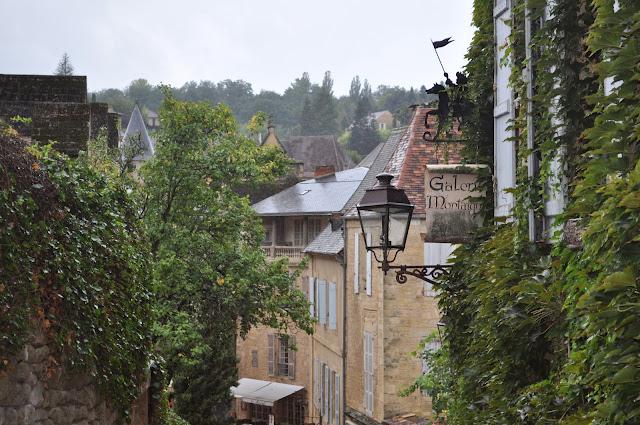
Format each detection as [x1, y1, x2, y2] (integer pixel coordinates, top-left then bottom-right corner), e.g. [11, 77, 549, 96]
[431, 37, 454, 76]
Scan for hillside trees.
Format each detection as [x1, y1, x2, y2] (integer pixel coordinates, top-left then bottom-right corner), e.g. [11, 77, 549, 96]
[140, 91, 313, 425]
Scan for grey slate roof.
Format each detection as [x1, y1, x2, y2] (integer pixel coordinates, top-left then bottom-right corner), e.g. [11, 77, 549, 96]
[252, 167, 368, 216]
[303, 224, 344, 255]
[122, 105, 154, 159]
[280, 135, 354, 175]
[342, 126, 409, 216]
[357, 143, 383, 168]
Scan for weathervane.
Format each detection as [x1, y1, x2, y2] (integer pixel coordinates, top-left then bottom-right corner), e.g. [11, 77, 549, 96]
[423, 37, 470, 143]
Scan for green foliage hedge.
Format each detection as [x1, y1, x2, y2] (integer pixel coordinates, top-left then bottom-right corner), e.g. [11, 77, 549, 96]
[415, 0, 640, 423]
[0, 132, 152, 419]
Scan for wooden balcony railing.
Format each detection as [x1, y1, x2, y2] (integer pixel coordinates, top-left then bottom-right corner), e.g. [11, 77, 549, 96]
[261, 246, 305, 261]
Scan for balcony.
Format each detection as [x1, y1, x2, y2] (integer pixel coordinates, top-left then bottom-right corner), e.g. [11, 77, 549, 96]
[261, 246, 305, 261]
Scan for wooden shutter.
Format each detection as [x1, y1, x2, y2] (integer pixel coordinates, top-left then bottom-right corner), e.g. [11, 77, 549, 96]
[354, 233, 360, 293]
[329, 282, 337, 330]
[329, 370, 334, 425]
[323, 364, 329, 416]
[319, 280, 327, 325]
[288, 336, 296, 379]
[268, 334, 275, 376]
[314, 358, 321, 409]
[309, 276, 316, 317]
[335, 373, 341, 425]
[365, 233, 372, 296]
[364, 333, 374, 413]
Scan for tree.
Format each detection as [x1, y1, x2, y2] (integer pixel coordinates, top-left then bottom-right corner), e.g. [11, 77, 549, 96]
[140, 91, 313, 425]
[54, 52, 74, 76]
[308, 71, 338, 135]
[299, 96, 314, 135]
[348, 116, 382, 156]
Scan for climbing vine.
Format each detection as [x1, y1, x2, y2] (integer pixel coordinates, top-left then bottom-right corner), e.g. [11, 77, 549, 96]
[408, 0, 640, 423]
[0, 130, 152, 420]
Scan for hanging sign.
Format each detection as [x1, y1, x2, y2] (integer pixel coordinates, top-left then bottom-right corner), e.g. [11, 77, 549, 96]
[424, 164, 487, 243]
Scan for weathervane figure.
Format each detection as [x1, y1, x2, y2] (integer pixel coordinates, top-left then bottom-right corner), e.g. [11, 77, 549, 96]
[423, 37, 469, 143]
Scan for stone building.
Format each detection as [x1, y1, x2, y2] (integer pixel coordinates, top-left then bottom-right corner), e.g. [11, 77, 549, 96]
[342, 107, 463, 424]
[233, 167, 368, 425]
[367, 111, 394, 131]
[262, 123, 354, 179]
[239, 106, 464, 425]
[0, 74, 119, 155]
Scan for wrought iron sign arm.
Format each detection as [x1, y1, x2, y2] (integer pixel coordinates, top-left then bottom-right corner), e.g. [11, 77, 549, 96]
[385, 264, 452, 285]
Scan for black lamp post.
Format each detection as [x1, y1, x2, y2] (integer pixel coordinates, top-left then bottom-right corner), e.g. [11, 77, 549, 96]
[356, 173, 452, 285]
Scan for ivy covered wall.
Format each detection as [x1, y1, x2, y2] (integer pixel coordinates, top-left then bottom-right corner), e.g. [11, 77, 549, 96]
[0, 128, 152, 421]
[420, 0, 640, 423]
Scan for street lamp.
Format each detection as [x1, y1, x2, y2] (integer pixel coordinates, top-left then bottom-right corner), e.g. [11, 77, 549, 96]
[356, 173, 452, 285]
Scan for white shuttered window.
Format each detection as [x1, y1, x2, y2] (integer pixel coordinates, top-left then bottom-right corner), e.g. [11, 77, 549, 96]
[318, 280, 327, 325]
[328, 282, 337, 330]
[423, 243, 453, 297]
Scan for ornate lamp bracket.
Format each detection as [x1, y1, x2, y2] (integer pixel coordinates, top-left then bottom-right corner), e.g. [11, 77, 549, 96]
[387, 264, 452, 285]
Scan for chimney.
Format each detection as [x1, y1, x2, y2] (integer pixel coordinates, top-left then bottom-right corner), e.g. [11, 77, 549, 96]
[314, 165, 336, 178]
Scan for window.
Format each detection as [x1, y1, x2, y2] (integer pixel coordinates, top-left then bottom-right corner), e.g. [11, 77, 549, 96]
[268, 334, 295, 378]
[364, 332, 374, 414]
[308, 218, 323, 241]
[421, 340, 442, 375]
[251, 350, 258, 368]
[262, 224, 273, 246]
[249, 403, 271, 421]
[423, 243, 453, 297]
[328, 282, 337, 330]
[294, 219, 304, 246]
[379, 122, 386, 130]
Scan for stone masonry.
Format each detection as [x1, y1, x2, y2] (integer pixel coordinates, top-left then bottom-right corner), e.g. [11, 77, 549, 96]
[0, 329, 120, 425]
[0, 74, 120, 155]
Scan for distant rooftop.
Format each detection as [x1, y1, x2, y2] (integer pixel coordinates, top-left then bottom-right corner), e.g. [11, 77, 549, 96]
[280, 135, 354, 176]
[122, 104, 154, 159]
[252, 167, 368, 216]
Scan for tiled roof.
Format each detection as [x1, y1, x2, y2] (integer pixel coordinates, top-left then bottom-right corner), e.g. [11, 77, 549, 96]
[343, 126, 409, 216]
[346, 107, 465, 217]
[384, 107, 464, 214]
[252, 167, 368, 216]
[357, 143, 384, 168]
[280, 135, 354, 175]
[303, 224, 344, 255]
[122, 104, 154, 159]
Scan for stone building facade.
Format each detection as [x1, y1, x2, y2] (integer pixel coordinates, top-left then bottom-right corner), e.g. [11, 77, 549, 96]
[0, 74, 119, 155]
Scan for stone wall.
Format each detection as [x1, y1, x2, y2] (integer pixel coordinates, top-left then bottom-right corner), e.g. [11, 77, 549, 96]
[0, 75, 119, 155]
[0, 75, 87, 103]
[0, 330, 148, 425]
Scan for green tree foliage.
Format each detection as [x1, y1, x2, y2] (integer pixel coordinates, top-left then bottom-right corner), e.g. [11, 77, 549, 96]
[410, 0, 640, 423]
[140, 91, 313, 425]
[0, 130, 152, 420]
[54, 52, 74, 76]
[302, 71, 338, 135]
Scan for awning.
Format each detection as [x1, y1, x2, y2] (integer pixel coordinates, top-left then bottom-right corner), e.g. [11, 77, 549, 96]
[231, 378, 304, 407]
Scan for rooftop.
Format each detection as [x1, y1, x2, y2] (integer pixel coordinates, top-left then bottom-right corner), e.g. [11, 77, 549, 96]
[252, 167, 368, 216]
[280, 135, 354, 175]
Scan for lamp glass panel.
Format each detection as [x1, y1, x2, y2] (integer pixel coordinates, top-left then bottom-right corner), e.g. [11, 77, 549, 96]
[388, 213, 411, 248]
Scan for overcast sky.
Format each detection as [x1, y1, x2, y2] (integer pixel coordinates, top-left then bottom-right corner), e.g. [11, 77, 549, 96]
[1, 0, 475, 96]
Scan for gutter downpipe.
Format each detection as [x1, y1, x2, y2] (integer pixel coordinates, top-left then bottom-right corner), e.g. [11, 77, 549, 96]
[341, 217, 348, 425]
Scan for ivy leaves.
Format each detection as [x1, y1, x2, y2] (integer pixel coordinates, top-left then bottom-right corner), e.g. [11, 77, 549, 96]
[0, 133, 152, 420]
